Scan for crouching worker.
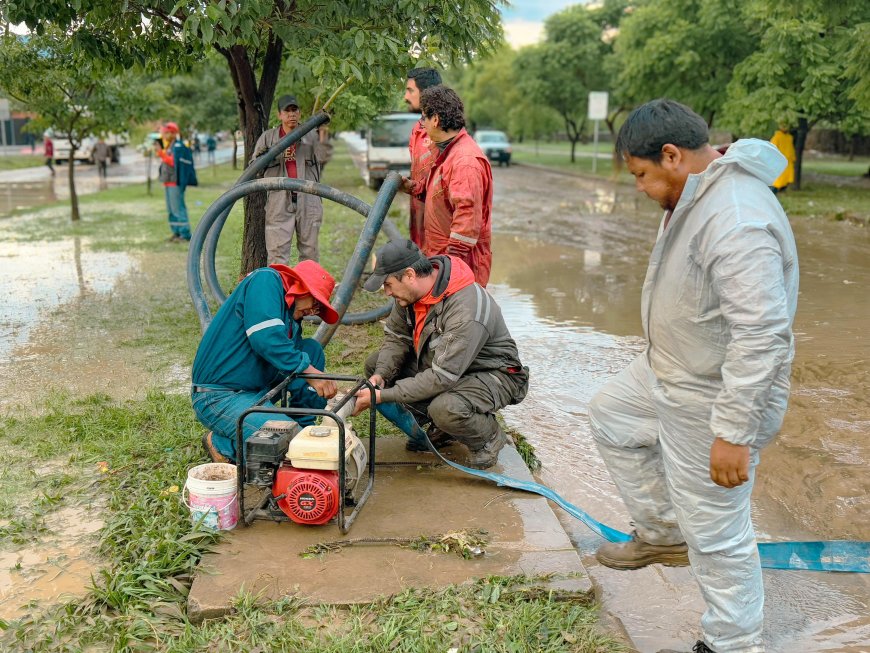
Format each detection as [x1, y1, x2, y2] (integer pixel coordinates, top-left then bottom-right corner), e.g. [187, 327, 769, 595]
[191, 260, 340, 463]
[353, 239, 528, 469]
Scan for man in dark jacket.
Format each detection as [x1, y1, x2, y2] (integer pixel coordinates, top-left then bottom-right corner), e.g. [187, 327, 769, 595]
[354, 239, 528, 469]
[155, 122, 193, 242]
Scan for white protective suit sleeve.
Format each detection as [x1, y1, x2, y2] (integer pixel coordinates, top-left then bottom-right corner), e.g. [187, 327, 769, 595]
[708, 223, 793, 446]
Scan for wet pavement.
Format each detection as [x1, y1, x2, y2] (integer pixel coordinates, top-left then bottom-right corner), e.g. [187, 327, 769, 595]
[187, 438, 591, 624]
[488, 164, 870, 652]
[0, 145, 237, 217]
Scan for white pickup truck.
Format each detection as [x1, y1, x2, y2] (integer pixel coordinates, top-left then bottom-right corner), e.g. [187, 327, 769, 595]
[362, 112, 419, 190]
[50, 132, 128, 164]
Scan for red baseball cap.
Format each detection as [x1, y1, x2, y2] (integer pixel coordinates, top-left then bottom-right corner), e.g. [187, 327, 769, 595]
[162, 122, 180, 133]
[293, 260, 339, 324]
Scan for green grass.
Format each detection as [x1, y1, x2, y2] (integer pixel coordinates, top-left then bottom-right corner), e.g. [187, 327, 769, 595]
[776, 182, 869, 222]
[0, 145, 626, 651]
[0, 153, 48, 170]
[802, 155, 870, 178]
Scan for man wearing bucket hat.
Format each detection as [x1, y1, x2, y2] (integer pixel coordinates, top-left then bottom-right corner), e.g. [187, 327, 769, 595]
[353, 239, 528, 469]
[191, 259, 340, 463]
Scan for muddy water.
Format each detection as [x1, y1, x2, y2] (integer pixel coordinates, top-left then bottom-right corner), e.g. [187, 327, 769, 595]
[489, 165, 870, 652]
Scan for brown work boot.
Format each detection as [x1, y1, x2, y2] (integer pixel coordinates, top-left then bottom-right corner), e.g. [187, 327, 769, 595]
[201, 431, 230, 464]
[466, 428, 506, 469]
[405, 426, 456, 452]
[595, 531, 689, 569]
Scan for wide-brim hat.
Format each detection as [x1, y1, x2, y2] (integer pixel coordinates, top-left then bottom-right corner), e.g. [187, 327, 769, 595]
[293, 260, 339, 324]
[363, 238, 427, 292]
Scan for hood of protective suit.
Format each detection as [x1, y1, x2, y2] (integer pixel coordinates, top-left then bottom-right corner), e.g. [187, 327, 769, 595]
[682, 139, 786, 209]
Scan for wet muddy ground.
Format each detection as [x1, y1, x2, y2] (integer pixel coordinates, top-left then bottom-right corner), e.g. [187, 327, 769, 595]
[489, 165, 870, 652]
[1, 157, 868, 650]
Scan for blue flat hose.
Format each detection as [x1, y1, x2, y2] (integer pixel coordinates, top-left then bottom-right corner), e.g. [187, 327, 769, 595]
[379, 401, 870, 573]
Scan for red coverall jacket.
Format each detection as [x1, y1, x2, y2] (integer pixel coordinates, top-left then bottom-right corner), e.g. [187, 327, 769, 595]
[409, 128, 493, 286]
[408, 120, 433, 248]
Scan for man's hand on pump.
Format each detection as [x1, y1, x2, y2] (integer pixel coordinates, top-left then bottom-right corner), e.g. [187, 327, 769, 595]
[352, 375, 383, 415]
[303, 366, 337, 399]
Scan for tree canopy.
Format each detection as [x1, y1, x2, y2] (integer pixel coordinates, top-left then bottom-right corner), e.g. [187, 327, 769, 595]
[0, 30, 159, 220]
[7, 0, 505, 271]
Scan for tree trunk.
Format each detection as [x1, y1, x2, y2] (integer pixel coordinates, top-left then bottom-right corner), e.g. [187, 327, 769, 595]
[232, 132, 238, 170]
[219, 38, 283, 275]
[793, 117, 809, 191]
[68, 146, 80, 222]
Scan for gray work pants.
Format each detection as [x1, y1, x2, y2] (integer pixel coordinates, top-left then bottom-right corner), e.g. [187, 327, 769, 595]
[265, 192, 321, 265]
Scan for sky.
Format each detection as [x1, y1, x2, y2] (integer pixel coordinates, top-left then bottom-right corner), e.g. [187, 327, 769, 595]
[501, 0, 587, 48]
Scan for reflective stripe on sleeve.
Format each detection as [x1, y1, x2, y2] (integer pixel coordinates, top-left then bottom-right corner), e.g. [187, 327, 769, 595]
[245, 318, 285, 337]
[449, 232, 478, 245]
[384, 324, 413, 343]
[432, 362, 459, 382]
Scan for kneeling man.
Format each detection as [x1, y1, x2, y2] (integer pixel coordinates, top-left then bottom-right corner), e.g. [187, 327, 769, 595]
[354, 239, 528, 469]
[192, 260, 340, 463]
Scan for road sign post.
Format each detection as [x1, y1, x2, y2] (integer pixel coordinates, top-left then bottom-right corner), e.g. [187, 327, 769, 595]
[587, 92, 609, 174]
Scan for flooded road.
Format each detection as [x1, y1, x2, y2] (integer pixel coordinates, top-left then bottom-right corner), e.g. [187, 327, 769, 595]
[489, 165, 870, 652]
[0, 146, 236, 218]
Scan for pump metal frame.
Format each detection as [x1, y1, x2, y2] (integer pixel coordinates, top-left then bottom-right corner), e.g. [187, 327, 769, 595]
[235, 374, 377, 534]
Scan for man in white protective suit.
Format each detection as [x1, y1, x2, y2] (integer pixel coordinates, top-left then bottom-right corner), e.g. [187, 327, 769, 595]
[588, 99, 798, 653]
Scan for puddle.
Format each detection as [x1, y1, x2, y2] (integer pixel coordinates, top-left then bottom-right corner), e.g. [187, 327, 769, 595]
[488, 164, 870, 652]
[0, 498, 104, 620]
[0, 238, 133, 362]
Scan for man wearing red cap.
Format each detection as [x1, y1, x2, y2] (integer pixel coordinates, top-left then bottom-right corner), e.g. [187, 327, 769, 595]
[191, 260, 340, 463]
[155, 122, 195, 242]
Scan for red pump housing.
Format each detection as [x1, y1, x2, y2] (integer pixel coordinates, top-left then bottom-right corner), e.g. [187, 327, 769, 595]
[272, 461, 340, 525]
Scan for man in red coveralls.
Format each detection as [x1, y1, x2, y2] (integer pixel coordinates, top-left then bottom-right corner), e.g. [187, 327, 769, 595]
[403, 67, 442, 249]
[400, 85, 493, 286]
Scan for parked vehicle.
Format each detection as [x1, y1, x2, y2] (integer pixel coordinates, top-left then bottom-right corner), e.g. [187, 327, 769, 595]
[50, 131, 128, 164]
[362, 112, 419, 190]
[474, 130, 512, 166]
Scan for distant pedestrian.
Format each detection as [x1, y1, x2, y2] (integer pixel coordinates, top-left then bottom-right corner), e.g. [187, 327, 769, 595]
[206, 134, 217, 165]
[93, 137, 111, 179]
[193, 134, 202, 161]
[44, 137, 55, 176]
[156, 122, 197, 242]
[770, 124, 795, 194]
[403, 67, 442, 248]
[250, 94, 332, 265]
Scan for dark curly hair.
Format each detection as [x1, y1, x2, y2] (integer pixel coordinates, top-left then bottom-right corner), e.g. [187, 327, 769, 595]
[420, 85, 466, 132]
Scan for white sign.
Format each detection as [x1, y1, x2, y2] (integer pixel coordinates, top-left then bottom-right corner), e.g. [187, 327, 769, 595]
[587, 92, 609, 121]
[0, 99, 9, 122]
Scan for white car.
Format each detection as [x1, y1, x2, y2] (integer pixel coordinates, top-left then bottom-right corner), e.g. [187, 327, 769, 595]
[474, 130, 512, 167]
[49, 131, 128, 164]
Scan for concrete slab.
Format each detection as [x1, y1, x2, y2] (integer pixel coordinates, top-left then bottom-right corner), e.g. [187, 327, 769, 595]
[187, 438, 591, 623]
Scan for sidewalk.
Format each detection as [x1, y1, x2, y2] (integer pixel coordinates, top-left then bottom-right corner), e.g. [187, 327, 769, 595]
[187, 438, 595, 624]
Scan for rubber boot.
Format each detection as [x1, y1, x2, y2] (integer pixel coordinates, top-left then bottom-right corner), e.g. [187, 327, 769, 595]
[375, 402, 428, 450]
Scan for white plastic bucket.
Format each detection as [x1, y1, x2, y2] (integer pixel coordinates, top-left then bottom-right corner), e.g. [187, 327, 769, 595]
[182, 462, 238, 531]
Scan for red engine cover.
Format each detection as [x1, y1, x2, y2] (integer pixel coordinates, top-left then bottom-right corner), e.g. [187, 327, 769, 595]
[273, 462, 340, 525]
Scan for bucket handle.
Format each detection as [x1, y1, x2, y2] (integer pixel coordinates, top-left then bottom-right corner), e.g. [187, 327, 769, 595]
[181, 480, 239, 514]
